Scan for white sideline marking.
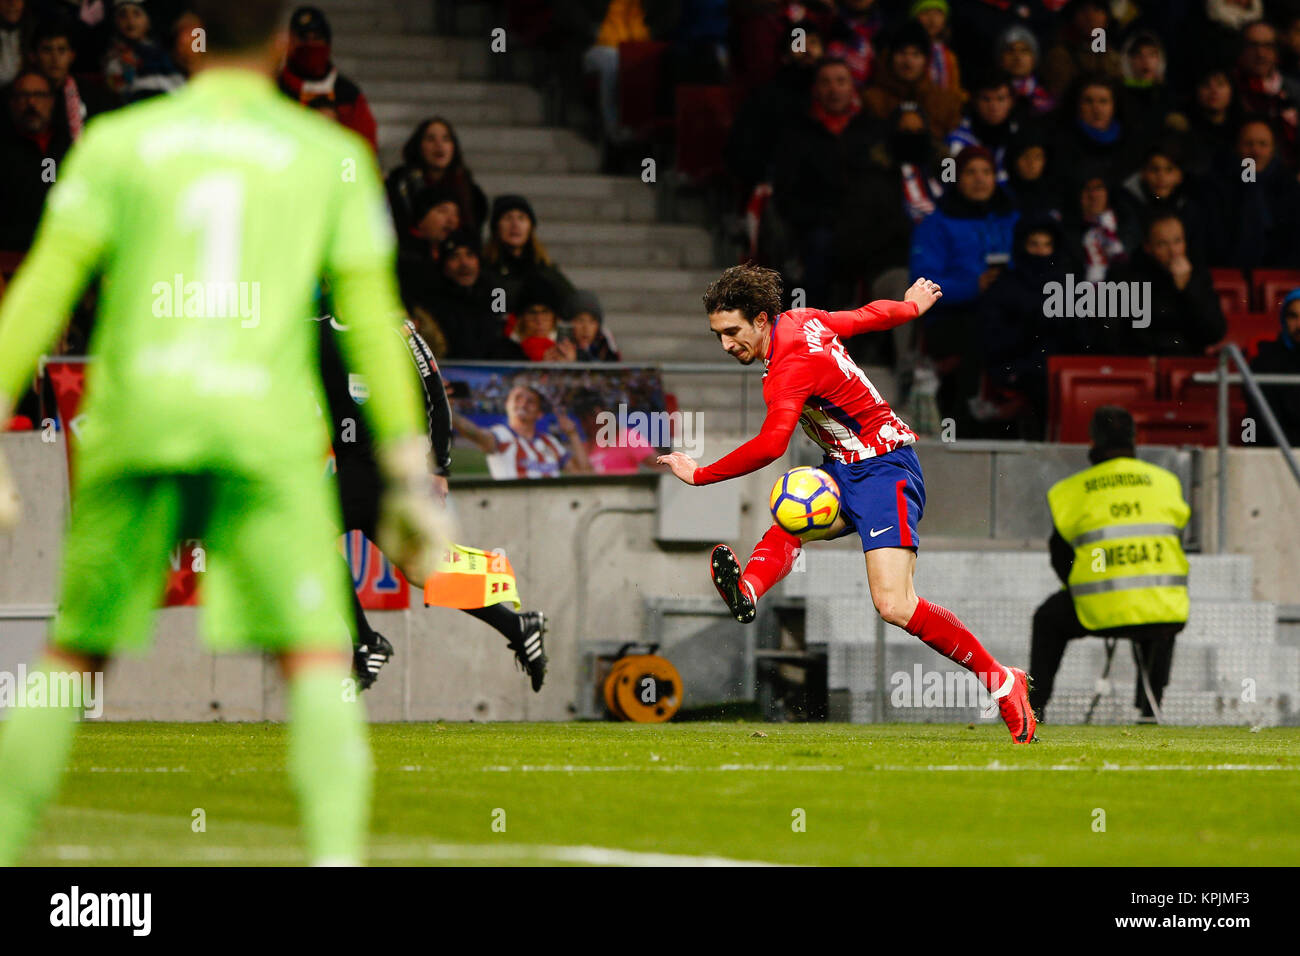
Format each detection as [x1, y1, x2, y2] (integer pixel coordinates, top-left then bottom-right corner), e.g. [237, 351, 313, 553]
[77, 762, 1296, 774]
[477, 764, 847, 773]
[881, 763, 1299, 772]
[38, 842, 783, 867]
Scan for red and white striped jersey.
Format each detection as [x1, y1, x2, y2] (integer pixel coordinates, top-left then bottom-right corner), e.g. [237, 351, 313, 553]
[693, 303, 918, 485]
[486, 423, 570, 479]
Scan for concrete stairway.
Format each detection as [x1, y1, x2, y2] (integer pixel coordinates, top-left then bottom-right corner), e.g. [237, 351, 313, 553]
[316, 0, 726, 381]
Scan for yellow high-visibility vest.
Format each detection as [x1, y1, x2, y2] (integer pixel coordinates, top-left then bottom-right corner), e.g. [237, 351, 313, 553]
[1047, 456, 1190, 630]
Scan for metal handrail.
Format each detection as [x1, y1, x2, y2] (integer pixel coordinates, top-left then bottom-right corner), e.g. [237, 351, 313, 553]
[1201, 344, 1300, 552]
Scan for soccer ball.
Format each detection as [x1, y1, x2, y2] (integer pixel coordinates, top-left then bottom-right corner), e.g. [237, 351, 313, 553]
[769, 466, 840, 534]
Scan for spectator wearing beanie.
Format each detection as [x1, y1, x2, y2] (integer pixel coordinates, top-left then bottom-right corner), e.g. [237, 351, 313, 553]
[862, 19, 963, 150]
[910, 0, 962, 100]
[997, 24, 1055, 117]
[102, 0, 185, 102]
[424, 229, 522, 361]
[386, 115, 488, 238]
[396, 184, 462, 305]
[910, 145, 1018, 310]
[484, 194, 574, 311]
[567, 289, 620, 362]
[977, 215, 1074, 438]
[510, 277, 569, 362]
[1120, 29, 1174, 136]
[278, 5, 378, 150]
[1248, 288, 1300, 447]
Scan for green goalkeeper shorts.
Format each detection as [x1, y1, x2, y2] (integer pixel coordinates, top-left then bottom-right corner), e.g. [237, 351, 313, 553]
[52, 468, 354, 656]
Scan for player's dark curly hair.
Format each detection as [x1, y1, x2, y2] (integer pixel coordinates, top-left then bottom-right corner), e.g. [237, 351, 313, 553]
[703, 264, 784, 324]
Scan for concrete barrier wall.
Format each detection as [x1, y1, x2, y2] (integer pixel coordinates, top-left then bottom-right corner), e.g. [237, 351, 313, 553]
[2, 432, 1296, 720]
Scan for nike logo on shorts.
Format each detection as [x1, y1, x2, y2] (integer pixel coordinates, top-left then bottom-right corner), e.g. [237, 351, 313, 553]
[869, 526, 894, 537]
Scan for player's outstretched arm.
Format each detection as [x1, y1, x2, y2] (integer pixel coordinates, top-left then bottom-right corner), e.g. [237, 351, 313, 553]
[823, 278, 942, 338]
[657, 451, 699, 484]
[658, 391, 804, 486]
[450, 411, 499, 454]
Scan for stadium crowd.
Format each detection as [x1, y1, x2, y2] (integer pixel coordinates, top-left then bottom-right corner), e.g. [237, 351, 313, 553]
[0, 0, 621, 430]
[2, 0, 1299, 445]
[511, 0, 1300, 442]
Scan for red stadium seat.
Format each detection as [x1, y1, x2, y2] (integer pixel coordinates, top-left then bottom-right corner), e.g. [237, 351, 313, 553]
[673, 84, 736, 184]
[1158, 357, 1248, 444]
[1210, 268, 1250, 316]
[1250, 268, 1300, 313]
[0, 251, 22, 278]
[1048, 356, 1158, 443]
[617, 41, 671, 141]
[1217, 311, 1278, 361]
[1127, 400, 1217, 446]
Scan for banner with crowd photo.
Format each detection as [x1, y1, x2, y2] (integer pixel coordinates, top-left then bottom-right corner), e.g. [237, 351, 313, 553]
[46, 359, 406, 611]
[440, 363, 673, 478]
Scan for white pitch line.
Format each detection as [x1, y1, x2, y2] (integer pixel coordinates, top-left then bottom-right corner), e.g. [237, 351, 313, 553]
[477, 764, 847, 773]
[74, 762, 1297, 774]
[37, 842, 785, 867]
[479, 763, 1297, 773]
[878, 763, 1300, 772]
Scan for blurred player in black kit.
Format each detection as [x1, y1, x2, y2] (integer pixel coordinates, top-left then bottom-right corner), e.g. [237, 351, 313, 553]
[317, 303, 548, 692]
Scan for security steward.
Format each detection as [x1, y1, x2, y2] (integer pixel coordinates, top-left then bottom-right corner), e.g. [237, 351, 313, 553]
[1029, 406, 1191, 721]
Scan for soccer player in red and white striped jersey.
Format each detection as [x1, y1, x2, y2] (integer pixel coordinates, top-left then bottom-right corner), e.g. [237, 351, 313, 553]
[658, 265, 1037, 744]
[455, 385, 591, 479]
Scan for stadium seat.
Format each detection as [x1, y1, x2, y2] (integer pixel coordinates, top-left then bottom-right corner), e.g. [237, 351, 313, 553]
[1218, 311, 1278, 361]
[617, 41, 671, 141]
[1048, 356, 1158, 442]
[1210, 268, 1250, 316]
[1127, 399, 1217, 445]
[673, 84, 735, 184]
[1159, 356, 1247, 443]
[1250, 268, 1300, 313]
[0, 251, 22, 278]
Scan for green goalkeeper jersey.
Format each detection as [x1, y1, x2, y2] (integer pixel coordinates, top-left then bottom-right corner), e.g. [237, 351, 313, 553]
[0, 68, 423, 483]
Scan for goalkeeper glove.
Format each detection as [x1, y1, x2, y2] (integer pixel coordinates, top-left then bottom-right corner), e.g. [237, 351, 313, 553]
[376, 434, 455, 582]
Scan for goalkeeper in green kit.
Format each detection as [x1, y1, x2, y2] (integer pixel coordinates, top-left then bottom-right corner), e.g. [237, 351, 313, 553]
[0, 1, 448, 866]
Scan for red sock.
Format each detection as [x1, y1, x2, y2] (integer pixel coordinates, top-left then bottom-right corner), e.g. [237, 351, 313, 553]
[904, 597, 1007, 693]
[740, 524, 802, 602]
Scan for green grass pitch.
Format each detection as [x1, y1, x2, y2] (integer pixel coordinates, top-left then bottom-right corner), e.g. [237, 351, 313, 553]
[21, 722, 1300, 866]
